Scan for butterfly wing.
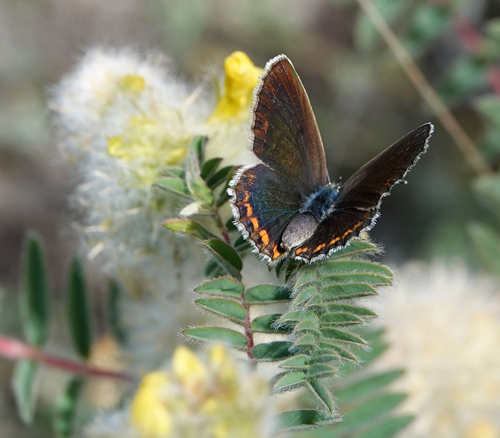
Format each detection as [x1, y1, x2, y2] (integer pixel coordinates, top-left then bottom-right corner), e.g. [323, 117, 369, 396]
[293, 123, 433, 262]
[251, 55, 328, 193]
[230, 164, 302, 262]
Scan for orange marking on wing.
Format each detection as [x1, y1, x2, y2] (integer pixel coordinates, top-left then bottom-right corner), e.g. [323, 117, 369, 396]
[329, 237, 340, 246]
[250, 217, 259, 230]
[341, 221, 363, 239]
[313, 243, 326, 253]
[295, 247, 308, 255]
[259, 229, 270, 246]
[272, 245, 281, 260]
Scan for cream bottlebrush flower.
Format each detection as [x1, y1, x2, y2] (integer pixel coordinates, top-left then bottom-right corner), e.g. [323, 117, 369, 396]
[372, 263, 500, 437]
[51, 48, 208, 369]
[85, 345, 277, 438]
[204, 51, 263, 167]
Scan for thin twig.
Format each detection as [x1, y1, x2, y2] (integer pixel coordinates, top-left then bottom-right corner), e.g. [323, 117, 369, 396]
[0, 335, 135, 382]
[356, 0, 492, 177]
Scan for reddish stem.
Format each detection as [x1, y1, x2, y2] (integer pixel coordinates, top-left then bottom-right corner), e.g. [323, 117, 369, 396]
[242, 304, 254, 359]
[0, 335, 135, 382]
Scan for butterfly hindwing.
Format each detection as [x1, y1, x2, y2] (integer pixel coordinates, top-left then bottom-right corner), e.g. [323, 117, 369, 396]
[293, 123, 433, 262]
[230, 164, 302, 262]
[251, 55, 328, 193]
[293, 208, 373, 261]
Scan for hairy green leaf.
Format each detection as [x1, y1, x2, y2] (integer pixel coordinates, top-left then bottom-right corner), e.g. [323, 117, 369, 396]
[194, 278, 244, 298]
[273, 371, 307, 392]
[186, 149, 214, 206]
[183, 327, 247, 349]
[195, 298, 247, 324]
[307, 379, 335, 413]
[162, 218, 216, 240]
[251, 314, 288, 333]
[201, 239, 243, 280]
[252, 341, 294, 361]
[245, 284, 292, 303]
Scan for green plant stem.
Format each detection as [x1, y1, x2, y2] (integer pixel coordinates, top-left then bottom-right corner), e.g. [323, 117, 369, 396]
[0, 335, 135, 382]
[355, 0, 492, 177]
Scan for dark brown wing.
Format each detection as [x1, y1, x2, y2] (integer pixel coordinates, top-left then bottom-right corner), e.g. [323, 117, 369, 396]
[251, 55, 328, 194]
[335, 123, 433, 210]
[293, 123, 433, 262]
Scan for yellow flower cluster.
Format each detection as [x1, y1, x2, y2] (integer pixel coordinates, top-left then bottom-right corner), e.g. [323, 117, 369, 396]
[208, 51, 263, 124]
[131, 345, 274, 438]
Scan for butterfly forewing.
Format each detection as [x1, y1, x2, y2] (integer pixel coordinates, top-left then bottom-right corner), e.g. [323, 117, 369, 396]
[293, 123, 433, 262]
[335, 123, 433, 210]
[251, 55, 328, 193]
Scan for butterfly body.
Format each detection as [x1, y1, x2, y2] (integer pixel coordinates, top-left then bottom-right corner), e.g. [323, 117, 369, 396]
[229, 55, 433, 264]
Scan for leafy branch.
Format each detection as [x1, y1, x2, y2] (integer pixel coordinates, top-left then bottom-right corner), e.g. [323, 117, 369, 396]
[161, 136, 403, 432]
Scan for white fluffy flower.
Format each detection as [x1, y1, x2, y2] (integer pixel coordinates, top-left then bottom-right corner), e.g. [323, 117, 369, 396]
[373, 263, 500, 437]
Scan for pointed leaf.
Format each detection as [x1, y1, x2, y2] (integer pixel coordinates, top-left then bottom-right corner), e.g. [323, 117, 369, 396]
[273, 371, 307, 392]
[194, 278, 244, 298]
[183, 327, 247, 350]
[252, 341, 294, 361]
[154, 177, 191, 198]
[200, 157, 223, 181]
[201, 239, 242, 280]
[162, 218, 216, 240]
[278, 355, 308, 370]
[307, 379, 335, 413]
[191, 135, 205, 164]
[251, 314, 288, 333]
[318, 341, 359, 363]
[53, 377, 84, 438]
[307, 363, 338, 379]
[323, 303, 377, 319]
[20, 235, 49, 347]
[215, 167, 237, 207]
[277, 409, 340, 430]
[245, 285, 292, 303]
[320, 328, 367, 347]
[294, 334, 317, 350]
[337, 370, 405, 404]
[12, 359, 39, 424]
[186, 149, 214, 206]
[320, 260, 392, 278]
[67, 258, 92, 359]
[322, 283, 379, 301]
[195, 298, 247, 324]
[320, 312, 364, 326]
[207, 165, 235, 189]
[164, 167, 184, 178]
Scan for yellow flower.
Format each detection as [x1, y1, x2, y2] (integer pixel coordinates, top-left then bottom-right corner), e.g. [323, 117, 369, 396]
[208, 51, 263, 123]
[172, 345, 207, 393]
[131, 372, 172, 438]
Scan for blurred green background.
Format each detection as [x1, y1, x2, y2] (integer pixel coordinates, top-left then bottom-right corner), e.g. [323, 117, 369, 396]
[1, 0, 499, 436]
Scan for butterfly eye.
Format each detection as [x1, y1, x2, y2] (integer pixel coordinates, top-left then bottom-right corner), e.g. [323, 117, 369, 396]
[281, 213, 318, 250]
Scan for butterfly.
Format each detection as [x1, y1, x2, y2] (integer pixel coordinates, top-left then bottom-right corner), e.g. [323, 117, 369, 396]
[228, 55, 433, 264]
